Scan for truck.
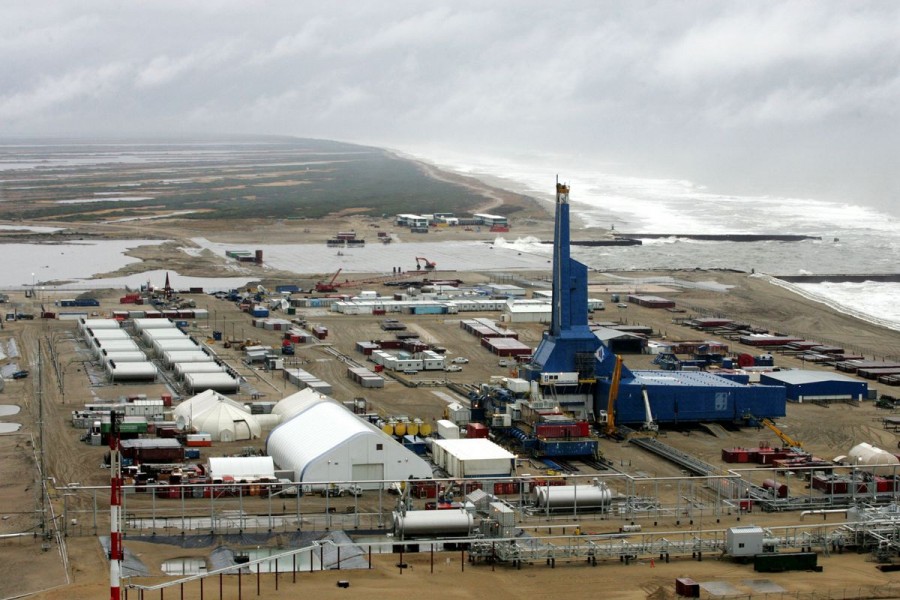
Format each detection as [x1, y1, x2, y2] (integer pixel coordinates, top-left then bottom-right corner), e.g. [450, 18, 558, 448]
[320, 484, 363, 498]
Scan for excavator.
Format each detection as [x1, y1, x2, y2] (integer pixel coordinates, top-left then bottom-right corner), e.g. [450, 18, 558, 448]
[415, 257, 436, 270]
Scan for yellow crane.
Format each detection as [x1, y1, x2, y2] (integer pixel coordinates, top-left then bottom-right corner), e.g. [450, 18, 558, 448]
[604, 355, 624, 437]
[748, 413, 803, 450]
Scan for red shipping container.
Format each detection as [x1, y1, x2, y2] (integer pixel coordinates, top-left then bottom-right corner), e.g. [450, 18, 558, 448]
[466, 423, 489, 438]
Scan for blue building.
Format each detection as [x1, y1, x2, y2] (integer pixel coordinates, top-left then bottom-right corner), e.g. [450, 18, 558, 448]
[759, 371, 867, 403]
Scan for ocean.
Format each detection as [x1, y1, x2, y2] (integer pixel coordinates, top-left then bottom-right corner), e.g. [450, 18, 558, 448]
[416, 151, 900, 332]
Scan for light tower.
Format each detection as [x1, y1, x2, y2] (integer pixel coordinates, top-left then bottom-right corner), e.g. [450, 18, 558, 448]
[108, 410, 124, 600]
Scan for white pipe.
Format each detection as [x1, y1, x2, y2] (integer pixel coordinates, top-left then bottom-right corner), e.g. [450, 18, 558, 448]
[800, 509, 847, 520]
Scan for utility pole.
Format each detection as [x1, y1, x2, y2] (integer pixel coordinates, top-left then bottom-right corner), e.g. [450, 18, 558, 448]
[109, 409, 124, 600]
[38, 338, 45, 536]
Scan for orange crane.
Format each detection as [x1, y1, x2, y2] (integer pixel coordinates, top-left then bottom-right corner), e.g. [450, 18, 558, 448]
[315, 268, 343, 292]
[415, 257, 436, 270]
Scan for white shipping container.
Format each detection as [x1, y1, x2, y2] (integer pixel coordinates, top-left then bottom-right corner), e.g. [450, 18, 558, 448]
[436, 419, 459, 439]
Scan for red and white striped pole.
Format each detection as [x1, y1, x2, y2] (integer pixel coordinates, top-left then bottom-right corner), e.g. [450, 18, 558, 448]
[109, 411, 123, 600]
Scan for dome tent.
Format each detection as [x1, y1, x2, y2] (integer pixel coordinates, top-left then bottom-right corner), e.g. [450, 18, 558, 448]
[191, 401, 261, 442]
[848, 442, 899, 475]
[174, 389, 248, 430]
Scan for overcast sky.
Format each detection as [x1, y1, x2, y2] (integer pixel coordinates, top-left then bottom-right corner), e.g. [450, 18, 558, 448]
[2, 1, 898, 213]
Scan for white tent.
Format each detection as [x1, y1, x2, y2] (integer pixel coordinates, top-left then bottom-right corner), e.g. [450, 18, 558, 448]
[174, 389, 247, 429]
[848, 442, 899, 475]
[266, 400, 432, 490]
[272, 388, 334, 420]
[191, 402, 261, 442]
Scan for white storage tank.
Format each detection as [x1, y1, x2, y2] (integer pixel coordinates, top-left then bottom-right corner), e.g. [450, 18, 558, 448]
[175, 362, 227, 379]
[152, 338, 200, 356]
[142, 328, 187, 344]
[162, 350, 213, 367]
[184, 372, 241, 394]
[102, 351, 149, 364]
[533, 480, 612, 511]
[107, 361, 158, 382]
[133, 318, 177, 333]
[393, 509, 474, 538]
[95, 340, 140, 357]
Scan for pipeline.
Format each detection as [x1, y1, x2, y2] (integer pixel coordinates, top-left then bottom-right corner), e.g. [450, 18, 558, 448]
[800, 509, 848, 520]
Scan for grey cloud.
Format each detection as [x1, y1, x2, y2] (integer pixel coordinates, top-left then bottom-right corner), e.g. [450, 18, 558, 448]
[0, 1, 897, 213]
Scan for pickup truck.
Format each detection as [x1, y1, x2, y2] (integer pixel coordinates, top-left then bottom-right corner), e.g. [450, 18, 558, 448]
[444, 365, 462, 372]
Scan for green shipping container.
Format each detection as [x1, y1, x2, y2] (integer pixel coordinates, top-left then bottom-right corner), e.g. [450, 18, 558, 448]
[754, 552, 817, 573]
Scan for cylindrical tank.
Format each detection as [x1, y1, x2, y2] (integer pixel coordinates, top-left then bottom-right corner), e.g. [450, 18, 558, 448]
[407, 420, 420, 437]
[381, 420, 395, 436]
[393, 509, 474, 538]
[533, 482, 612, 510]
[394, 421, 407, 437]
[418, 422, 433, 437]
[762, 479, 788, 498]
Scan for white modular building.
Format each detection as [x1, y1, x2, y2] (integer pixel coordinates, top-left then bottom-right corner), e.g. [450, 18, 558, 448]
[431, 438, 516, 478]
[501, 299, 553, 324]
[266, 398, 432, 490]
[152, 337, 201, 356]
[207, 456, 276, 482]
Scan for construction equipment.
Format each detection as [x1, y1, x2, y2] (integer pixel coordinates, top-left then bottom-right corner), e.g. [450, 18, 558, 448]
[746, 413, 803, 451]
[415, 257, 436, 270]
[315, 268, 343, 292]
[603, 355, 624, 437]
[761, 417, 803, 451]
[641, 386, 658, 432]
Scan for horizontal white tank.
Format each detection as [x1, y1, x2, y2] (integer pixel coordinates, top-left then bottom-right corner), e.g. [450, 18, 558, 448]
[102, 351, 149, 363]
[79, 318, 120, 334]
[162, 350, 212, 366]
[133, 318, 177, 333]
[533, 481, 612, 510]
[95, 340, 140, 356]
[142, 328, 187, 344]
[184, 372, 240, 394]
[89, 329, 131, 342]
[107, 361, 158, 381]
[393, 509, 474, 538]
[175, 362, 226, 379]
[848, 442, 900, 475]
[152, 338, 199, 356]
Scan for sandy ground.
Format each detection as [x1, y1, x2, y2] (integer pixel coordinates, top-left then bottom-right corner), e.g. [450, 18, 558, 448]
[3, 168, 900, 599]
